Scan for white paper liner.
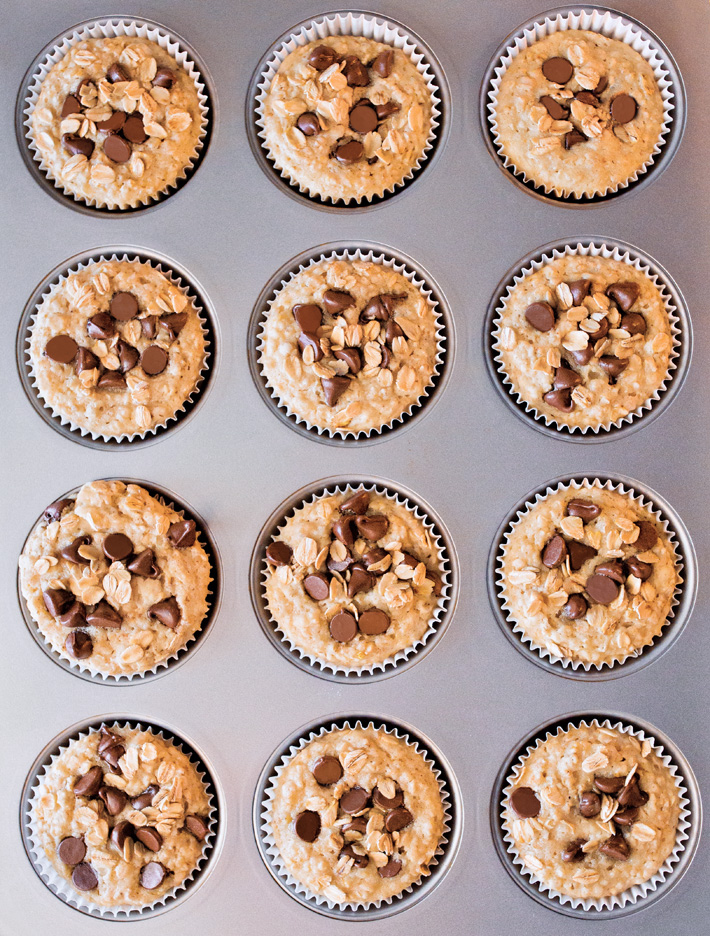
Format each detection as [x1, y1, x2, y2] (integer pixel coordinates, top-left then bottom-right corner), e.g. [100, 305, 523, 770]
[254, 11, 442, 205]
[24, 18, 210, 210]
[496, 478, 684, 672]
[261, 482, 451, 677]
[501, 717, 691, 912]
[25, 720, 218, 917]
[260, 719, 452, 911]
[257, 248, 446, 439]
[21, 483, 216, 683]
[491, 242, 682, 434]
[26, 253, 211, 443]
[486, 8, 675, 200]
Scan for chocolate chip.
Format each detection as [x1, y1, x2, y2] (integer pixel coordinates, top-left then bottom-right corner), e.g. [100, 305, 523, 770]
[86, 600, 123, 629]
[375, 101, 400, 121]
[98, 727, 123, 754]
[378, 858, 402, 878]
[348, 564, 374, 597]
[575, 90, 599, 106]
[331, 519, 354, 550]
[123, 114, 147, 144]
[329, 610, 357, 642]
[385, 320, 404, 347]
[595, 560, 625, 583]
[567, 499, 601, 522]
[617, 776, 648, 808]
[568, 279, 591, 305]
[561, 594, 587, 620]
[97, 370, 127, 390]
[107, 62, 129, 83]
[599, 356, 629, 379]
[355, 514, 388, 541]
[619, 312, 646, 336]
[370, 49, 394, 78]
[185, 815, 209, 841]
[62, 134, 94, 158]
[626, 556, 653, 581]
[333, 139, 364, 163]
[595, 75, 609, 95]
[96, 110, 126, 133]
[322, 290, 355, 315]
[266, 542, 292, 566]
[43, 587, 74, 618]
[159, 312, 188, 341]
[568, 541, 598, 572]
[542, 57, 573, 84]
[295, 810, 321, 842]
[298, 331, 324, 362]
[579, 791, 601, 817]
[72, 863, 98, 891]
[510, 786, 540, 819]
[136, 827, 163, 852]
[594, 776, 625, 795]
[358, 608, 390, 636]
[561, 838, 586, 862]
[543, 388, 574, 412]
[58, 836, 86, 866]
[525, 301, 555, 332]
[132, 785, 159, 809]
[614, 806, 639, 827]
[304, 573, 330, 601]
[635, 521, 658, 552]
[340, 787, 369, 814]
[587, 316, 609, 342]
[539, 95, 569, 120]
[327, 552, 353, 577]
[313, 756, 343, 785]
[585, 573, 619, 604]
[599, 832, 630, 861]
[110, 292, 139, 322]
[359, 296, 389, 322]
[137, 345, 167, 377]
[46, 335, 78, 364]
[349, 101, 378, 134]
[553, 365, 582, 390]
[59, 601, 87, 628]
[322, 375, 351, 406]
[141, 315, 158, 339]
[611, 94, 637, 124]
[104, 133, 132, 163]
[87, 312, 115, 340]
[140, 861, 167, 889]
[569, 345, 594, 366]
[292, 303, 322, 333]
[168, 519, 196, 548]
[334, 347, 362, 374]
[362, 548, 388, 571]
[103, 532, 133, 561]
[44, 498, 74, 523]
[99, 785, 127, 816]
[148, 597, 181, 629]
[308, 45, 338, 71]
[296, 111, 321, 136]
[76, 347, 100, 374]
[373, 786, 403, 809]
[385, 807, 413, 832]
[564, 129, 587, 149]
[65, 630, 93, 659]
[542, 534, 567, 568]
[606, 282, 639, 312]
[340, 843, 369, 868]
[116, 339, 139, 373]
[342, 817, 368, 834]
[74, 766, 103, 797]
[127, 549, 160, 578]
[60, 534, 91, 565]
[152, 67, 175, 89]
[341, 491, 370, 515]
[342, 55, 369, 87]
[102, 742, 126, 775]
[61, 94, 82, 118]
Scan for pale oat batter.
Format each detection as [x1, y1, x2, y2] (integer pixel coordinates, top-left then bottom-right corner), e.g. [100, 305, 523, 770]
[494, 30, 665, 197]
[29, 259, 206, 439]
[259, 258, 440, 436]
[30, 36, 204, 208]
[493, 253, 674, 430]
[31, 725, 212, 907]
[261, 36, 432, 202]
[504, 725, 681, 899]
[19, 481, 211, 677]
[264, 489, 444, 668]
[270, 726, 445, 904]
[500, 482, 679, 667]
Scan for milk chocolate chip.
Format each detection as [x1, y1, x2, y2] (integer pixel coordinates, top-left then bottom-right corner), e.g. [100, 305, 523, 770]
[525, 301, 555, 332]
[295, 810, 321, 842]
[510, 786, 540, 819]
[542, 57, 573, 84]
[567, 499, 601, 522]
[312, 755, 343, 785]
[46, 335, 78, 364]
[542, 534, 567, 568]
[329, 610, 357, 642]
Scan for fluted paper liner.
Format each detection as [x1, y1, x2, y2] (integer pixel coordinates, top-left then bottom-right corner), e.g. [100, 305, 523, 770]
[260, 719, 452, 912]
[496, 478, 684, 672]
[261, 482, 452, 676]
[254, 11, 442, 205]
[25, 720, 218, 917]
[491, 242, 682, 434]
[23, 18, 209, 210]
[486, 8, 675, 200]
[501, 717, 691, 912]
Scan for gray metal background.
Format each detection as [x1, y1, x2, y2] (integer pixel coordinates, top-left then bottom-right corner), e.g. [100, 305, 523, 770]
[2, 0, 709, 933]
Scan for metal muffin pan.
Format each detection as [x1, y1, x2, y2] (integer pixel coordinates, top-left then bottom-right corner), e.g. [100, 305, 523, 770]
[247, 240, 454, 446]
[245, 8, 451, 212]
[19, 713, 225, 920]
[490, 710, 702, 919]
[17, 477, 223, 685]
[16, 244, 220, 450]
[15, 15, 216, 216]
[249, 475, 459, 683]
[482, 236, 692, 443]
[252, 712, 463, 920]
[478, 5, 687, 208]
[487, 472, 698, 681]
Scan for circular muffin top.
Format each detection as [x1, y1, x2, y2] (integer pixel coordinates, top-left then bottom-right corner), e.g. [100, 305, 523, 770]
[500, 482, 679, 667]
[30, 36, 203, 208]
[32, 725, 211, 907]
[270, 725, 445, 904]
[504, 724, 681, 900]
[19, 480, 211, 676]
[261, 36, 432, 202]
[494, 30, 665, 197]
[494, 252, 674, 430]
[29, 259, 206, 439]
[264, 488, 444, 669]
[259, 258, 440, 436]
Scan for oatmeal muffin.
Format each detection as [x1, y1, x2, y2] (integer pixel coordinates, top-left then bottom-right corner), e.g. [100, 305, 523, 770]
[31, 724, 212, 907]
[493, 30, 665, 197]
[30, 35, 204, 208]
[259, 257, 441, 436]
[261, 36, 432, 202]
[494, 252, 675, 430]
[19, 480, 211, 677]
[29, 259, 206, 439]
[269, 725, 445, 904]
[264, 488, 444, 669]
[499, 481, 679, 667]
[504, 724, 682, 900]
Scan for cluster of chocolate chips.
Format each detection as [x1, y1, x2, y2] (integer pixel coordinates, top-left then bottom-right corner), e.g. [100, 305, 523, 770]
[540, 56, 637, 149]
[44, 289, 183, 390]
[62, 727, 208, 893]
[524, 279, 643, 413]
[296, 44, 401, 165]
[293, 753, 410, 879]
[61, 62, 175, 164]
[540, 498, 658, 618]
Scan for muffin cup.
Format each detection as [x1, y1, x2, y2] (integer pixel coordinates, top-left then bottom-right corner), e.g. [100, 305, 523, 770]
[487, 239, 689, 439]
[19, 247, 216, 448]
[250, 242, 452, 445]
[18, 478, 222, 684]
[21, 17, 211, 212]
[250, 10, 448, 208]
[254, 714, 460, 918]
[495, 714, 697, 916]
[490, 474, 696, 679]
[482, 6, 684, 205]
[252, 477, 457, 682]
[22, 716, 222, 919]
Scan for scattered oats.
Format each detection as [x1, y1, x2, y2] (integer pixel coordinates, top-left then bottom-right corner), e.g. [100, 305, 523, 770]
[144, 120, 167, 138]
[508, 569, 538, 586]
[63, 154, 88, 179]
[524, 855, 544, 873]
[294, 536, 318, 567]
[396, 365, 416, 392]
[573, 868, 599, 885]
[632, 823, 657, 842]
[562, 330, 589, 352]
[167, 110, 193, 133]
[581, 751, 609, 772]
